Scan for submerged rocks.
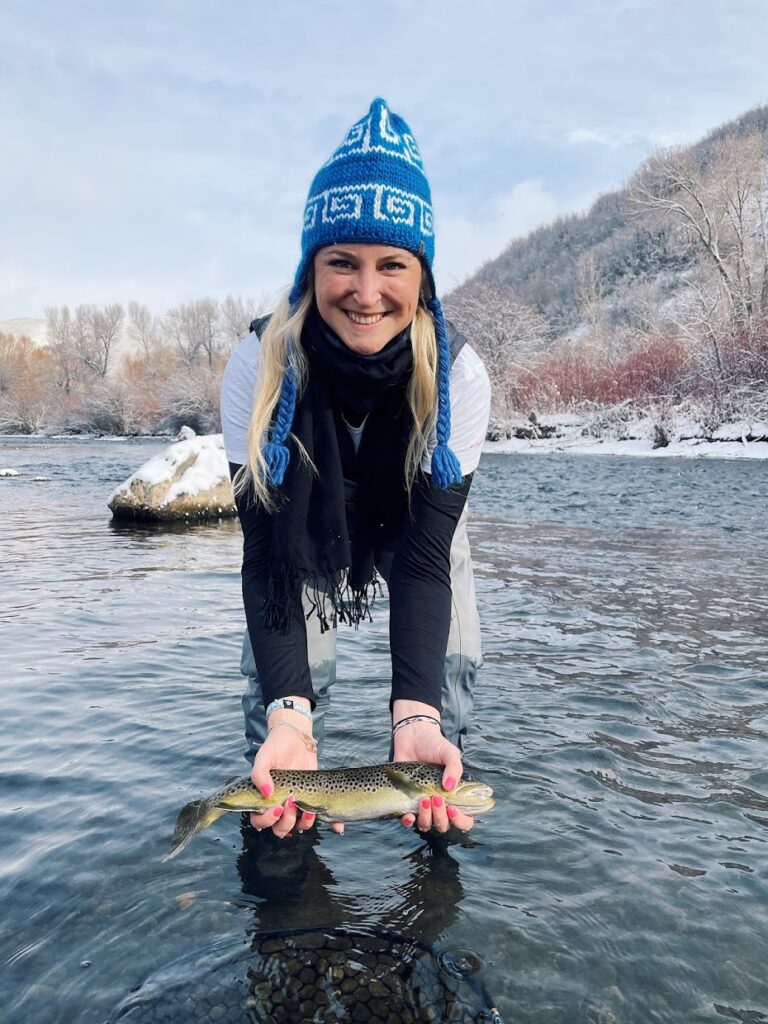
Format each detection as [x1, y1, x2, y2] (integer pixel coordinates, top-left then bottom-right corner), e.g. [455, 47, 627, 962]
[108, 434, 237, 522]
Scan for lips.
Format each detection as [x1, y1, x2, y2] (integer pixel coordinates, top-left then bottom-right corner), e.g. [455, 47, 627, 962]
[344, 310, 386, 325]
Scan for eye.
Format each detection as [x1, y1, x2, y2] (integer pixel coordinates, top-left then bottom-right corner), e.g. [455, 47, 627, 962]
[382, 260, 407, 271]
[327, 258, 354, 269]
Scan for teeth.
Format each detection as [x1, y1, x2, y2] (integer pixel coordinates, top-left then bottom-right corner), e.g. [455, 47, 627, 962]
[345, 311, 384, 325]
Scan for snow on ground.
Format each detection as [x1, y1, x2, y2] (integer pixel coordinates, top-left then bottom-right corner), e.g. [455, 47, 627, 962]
[484, 413, 768, 460]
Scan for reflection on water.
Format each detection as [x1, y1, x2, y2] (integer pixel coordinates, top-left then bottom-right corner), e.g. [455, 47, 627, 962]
[109, 826, 497, 1023]
[1, 439, 768, 1022]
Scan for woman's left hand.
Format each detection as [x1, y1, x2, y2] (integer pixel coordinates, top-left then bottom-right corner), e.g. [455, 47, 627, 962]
[393, 722, 474, 834]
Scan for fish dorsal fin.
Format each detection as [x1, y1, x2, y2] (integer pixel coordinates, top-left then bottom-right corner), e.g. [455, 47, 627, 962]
[383, 764, 424, 797]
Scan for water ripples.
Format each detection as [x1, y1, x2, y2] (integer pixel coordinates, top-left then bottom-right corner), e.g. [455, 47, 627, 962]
[1, 440, 767, 1021]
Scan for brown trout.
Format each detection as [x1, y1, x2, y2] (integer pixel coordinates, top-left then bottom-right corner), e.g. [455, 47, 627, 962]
[165, 762, 495, 860]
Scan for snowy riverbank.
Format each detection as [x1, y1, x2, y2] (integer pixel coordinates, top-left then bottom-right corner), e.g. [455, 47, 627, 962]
[483, 412, 768, 460]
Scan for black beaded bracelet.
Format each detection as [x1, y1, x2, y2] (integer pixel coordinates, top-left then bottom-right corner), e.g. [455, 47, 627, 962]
[391, 714, 441, 736]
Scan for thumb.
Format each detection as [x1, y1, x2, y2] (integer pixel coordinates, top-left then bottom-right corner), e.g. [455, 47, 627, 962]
[441, 747, 463, 792]
[251, 759, 275, 801]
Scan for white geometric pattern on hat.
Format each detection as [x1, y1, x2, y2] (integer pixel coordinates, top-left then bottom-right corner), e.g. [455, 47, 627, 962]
[325, 102, 425, 171]
[303, 183, 433, 235]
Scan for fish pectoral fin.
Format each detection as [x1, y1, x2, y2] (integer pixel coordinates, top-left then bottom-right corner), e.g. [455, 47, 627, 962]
[294, 799, 327, 816]
[215, 797, 261, 811]
[382, 765, 423, 797]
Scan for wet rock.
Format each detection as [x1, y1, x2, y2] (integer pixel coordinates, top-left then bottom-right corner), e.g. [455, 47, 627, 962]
[108, 434, 237, 522]
[295, 931, 328, 950]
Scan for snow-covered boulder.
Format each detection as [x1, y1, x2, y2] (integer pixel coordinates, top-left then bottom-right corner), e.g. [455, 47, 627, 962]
[108, 434, 238, 521]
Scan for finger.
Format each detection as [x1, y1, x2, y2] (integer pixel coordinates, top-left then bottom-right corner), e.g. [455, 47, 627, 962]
[400, 813, 416, 829]
[431, 794, 449, 833]
[441, 753, 463, 793]
[251, 762, 275, 802]
[447, 806, 474, 832]
[249, 809, 278, 830]
[273, 798, 297, 839]
[330, 821, 345, 835]
[296, 810, 316, 833]
[417, 796, 432, 832]
[250, 804, 285, 831]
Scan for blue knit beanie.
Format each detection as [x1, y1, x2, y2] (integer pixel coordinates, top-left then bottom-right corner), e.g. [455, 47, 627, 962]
[265, 98, 462, 490]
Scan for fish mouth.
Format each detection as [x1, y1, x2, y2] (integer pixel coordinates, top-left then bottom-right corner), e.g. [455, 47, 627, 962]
[448, 783, 495, 817]
[451, 797, 496, 816]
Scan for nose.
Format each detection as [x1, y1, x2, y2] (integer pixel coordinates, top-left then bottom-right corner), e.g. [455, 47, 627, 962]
[351, 266, 381, 309]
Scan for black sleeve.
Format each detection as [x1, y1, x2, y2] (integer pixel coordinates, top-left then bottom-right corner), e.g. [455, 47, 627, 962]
[229, 462, 316, 709]
[387, 472, 473, 711]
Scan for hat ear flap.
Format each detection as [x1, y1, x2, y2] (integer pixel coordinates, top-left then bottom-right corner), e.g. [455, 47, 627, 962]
[426, 297, 463, 488]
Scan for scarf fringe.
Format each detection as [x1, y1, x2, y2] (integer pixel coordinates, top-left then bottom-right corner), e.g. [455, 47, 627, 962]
[265, 564, 381, 635]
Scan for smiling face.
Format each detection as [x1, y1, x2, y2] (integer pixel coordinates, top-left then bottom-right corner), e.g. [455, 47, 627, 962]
[313, 243, 423, 355]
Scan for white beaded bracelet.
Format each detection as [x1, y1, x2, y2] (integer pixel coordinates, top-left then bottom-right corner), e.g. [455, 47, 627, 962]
[266, 698, 313, 722]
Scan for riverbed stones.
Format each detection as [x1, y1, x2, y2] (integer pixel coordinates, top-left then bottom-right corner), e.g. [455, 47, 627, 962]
[108, 433, 237, 522]
[107, 926, 498, 1023]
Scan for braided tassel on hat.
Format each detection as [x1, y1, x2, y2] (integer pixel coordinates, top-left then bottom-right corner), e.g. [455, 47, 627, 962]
[427, 297, 463, 488]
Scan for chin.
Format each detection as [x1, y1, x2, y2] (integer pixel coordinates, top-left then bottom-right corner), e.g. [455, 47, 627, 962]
[338, 326, 397, 355]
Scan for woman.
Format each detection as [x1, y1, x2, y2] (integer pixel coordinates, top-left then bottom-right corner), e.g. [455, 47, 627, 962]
[221, 98, 490, 839]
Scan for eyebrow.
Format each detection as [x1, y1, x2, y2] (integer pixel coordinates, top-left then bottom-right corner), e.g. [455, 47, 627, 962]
[324, 248, 415, 262]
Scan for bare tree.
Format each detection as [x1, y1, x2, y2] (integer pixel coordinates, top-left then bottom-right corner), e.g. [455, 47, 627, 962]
[0, 333, 52, 433]
[70, 303, 124, 377]
[446, 283, 549, 419]
[127, 301, 163, 361]
[45, 305, 80, 392]
[163, 298, 225, 368]
[575, 251, 608, 330]
[220, 293, 267, 351]
[630, 132, 768, 333]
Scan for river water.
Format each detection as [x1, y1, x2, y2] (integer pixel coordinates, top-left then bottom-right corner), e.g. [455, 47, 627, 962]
[1, 438, 767, 1023]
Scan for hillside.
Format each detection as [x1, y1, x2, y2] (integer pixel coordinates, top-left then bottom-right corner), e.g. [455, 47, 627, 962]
[446, 104, 768, 427]
[449, 104, 768, 337]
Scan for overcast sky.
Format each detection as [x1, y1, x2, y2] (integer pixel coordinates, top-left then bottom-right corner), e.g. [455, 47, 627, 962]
[2, 0, 767, 318]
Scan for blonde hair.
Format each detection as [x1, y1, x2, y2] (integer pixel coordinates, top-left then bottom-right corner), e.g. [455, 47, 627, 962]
[234, 275, 438, 509]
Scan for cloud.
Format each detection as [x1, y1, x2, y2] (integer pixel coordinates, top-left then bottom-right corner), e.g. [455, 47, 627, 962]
[2, 1, 767, 315]
[436, 181, 563, 290]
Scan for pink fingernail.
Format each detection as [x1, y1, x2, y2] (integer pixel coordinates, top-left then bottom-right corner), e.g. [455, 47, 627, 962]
[287, 796, 297, 809]
[447, 806, 458, 820]
[259, 784, 273, 798]
[432, 795, 443, 809]
[272, 806, 283, 818]
[304, 812, 315, 821]
[421, 798, 431, 810]
[444, 776, 456, 791]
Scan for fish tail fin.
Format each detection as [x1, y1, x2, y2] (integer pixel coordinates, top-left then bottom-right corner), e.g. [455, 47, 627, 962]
[163, 797, 230, 862]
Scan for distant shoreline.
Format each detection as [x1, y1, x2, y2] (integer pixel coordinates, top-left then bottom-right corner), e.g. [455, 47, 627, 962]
[483, 412, 768, 461]
[484, 436, 768, 460]
[2, 422, 768, 462]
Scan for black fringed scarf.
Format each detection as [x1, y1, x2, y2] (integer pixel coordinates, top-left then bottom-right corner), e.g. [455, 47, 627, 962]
[264, 306, 414, 632]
